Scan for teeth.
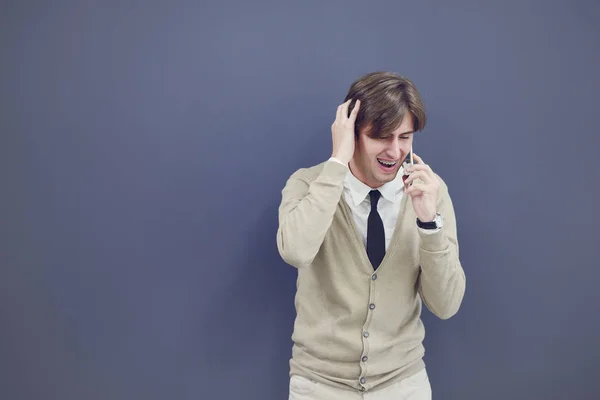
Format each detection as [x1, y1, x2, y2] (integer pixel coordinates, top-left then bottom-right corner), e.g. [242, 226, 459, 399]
[378, 159, 397, 166]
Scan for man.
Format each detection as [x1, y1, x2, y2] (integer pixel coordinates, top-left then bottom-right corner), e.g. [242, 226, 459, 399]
[276, 71, 466, 399]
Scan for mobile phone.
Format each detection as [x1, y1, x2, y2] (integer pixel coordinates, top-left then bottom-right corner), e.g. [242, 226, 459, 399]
[402, 147, 413, 170]
[402, 147, 413, 185]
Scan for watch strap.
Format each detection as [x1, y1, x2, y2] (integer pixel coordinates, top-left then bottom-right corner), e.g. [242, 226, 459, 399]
[416, 214, 440, 230]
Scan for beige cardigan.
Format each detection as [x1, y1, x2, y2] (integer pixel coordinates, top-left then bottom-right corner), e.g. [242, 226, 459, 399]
[276, 160, 466, 392]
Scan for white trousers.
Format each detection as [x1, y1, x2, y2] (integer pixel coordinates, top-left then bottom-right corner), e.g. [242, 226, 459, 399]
[289, 369, 432, 400]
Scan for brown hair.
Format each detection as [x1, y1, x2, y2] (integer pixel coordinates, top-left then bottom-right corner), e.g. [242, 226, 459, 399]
[343, 71, 427, 138]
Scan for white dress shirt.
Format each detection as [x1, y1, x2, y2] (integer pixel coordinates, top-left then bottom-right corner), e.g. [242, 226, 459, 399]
[329, 158, 436, 251]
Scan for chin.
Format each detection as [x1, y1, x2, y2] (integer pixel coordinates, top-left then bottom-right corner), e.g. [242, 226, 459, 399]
[378, 174, 397, 183]
[372, 171, 397, 184]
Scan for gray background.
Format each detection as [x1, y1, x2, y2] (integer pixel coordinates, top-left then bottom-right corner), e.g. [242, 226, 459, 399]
[1, 1, 599, 399]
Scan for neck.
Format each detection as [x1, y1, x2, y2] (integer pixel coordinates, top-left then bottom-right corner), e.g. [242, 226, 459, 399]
[348, 160, 381, 189]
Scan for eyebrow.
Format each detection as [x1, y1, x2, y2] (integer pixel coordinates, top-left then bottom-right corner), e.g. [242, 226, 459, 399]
[374, 131, 415, 139]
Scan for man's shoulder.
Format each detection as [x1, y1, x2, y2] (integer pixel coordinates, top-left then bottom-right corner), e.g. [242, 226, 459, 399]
[287, 160, 335, 183]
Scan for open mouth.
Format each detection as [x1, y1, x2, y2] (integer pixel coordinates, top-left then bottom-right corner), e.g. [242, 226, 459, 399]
[377, 158, 398, 171]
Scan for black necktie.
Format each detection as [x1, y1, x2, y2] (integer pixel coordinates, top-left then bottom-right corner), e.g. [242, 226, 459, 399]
[367, 190, 385, 270]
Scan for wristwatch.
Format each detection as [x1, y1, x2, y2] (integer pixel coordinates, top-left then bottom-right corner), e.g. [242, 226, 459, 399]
[416, 213, 443, 230]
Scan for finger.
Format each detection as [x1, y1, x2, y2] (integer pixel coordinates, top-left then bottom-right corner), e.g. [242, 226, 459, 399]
[341, 99, 352, 119]
[412, 153, 434, 176]
[406, 163, 430, 171]
[336, 104, 343, 120]
[406, 183, 427, 196]
[405, 164, 432, 176]
[336, 100, 349, 120]
[349, 99, 360, 122]
[405, 161, 434, 180]
[412, 154, 435, 180]
[404, 170, 429, 185]
[412, 153, 424, 164]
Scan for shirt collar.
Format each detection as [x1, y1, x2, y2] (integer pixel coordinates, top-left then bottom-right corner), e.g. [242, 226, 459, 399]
[344, 165, 406, 207]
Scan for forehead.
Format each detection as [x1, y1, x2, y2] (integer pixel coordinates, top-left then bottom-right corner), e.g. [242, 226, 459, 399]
[360, 112, 416, 137]
[379, 118, 415, 137]
[392, 113, 415, 134]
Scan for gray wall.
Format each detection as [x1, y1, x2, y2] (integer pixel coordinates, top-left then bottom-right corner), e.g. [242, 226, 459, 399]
[1, 1, 599, 399]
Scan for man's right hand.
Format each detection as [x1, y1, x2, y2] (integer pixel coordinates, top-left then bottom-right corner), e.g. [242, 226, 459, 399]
[331, 99, 360, 165]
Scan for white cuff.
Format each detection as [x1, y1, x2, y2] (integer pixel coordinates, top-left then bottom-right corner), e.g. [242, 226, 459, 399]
[328, 157, 347, 166]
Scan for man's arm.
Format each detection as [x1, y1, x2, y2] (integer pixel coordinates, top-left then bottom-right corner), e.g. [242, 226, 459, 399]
[417, 181, 466, 319]
[276, 160, 347, 267]
[276, 98, 361, 268]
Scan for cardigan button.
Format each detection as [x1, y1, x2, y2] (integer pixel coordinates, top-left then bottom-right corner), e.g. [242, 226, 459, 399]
[363, 331, 369, 338]
[360, 377, 366, 384]
[371, 274, 377, 280]
[369, 303, 375, 310]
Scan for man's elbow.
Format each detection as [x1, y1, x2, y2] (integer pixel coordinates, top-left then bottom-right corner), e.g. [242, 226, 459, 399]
[278, 249, 314, 268]
[433, 303, 461, 320]
[423, 284, 466, 320]
[276, 231, 315, 268]
[435, 289, 466, 320]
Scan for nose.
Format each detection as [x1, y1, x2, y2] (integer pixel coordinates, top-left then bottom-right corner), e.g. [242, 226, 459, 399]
[386, 140, 402, 160]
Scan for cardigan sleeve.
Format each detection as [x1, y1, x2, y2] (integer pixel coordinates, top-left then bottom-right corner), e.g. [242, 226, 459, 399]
[276, 160, 348, 268]
[417, 179, 466, 319]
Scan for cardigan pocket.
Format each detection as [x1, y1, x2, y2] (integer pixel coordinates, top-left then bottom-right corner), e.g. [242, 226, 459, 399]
[289, 374, 319, 395]
[402, 368, 430, 388]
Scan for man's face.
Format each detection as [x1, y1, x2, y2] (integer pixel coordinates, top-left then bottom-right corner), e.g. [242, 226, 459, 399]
[349, 113, 414, 188]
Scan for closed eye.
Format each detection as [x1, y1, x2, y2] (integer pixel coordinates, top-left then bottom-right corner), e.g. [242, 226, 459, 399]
[374, 134, 412, 140]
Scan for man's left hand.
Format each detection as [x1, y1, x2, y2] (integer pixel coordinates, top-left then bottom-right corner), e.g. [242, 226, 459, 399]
[403, 153, 440, 222]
